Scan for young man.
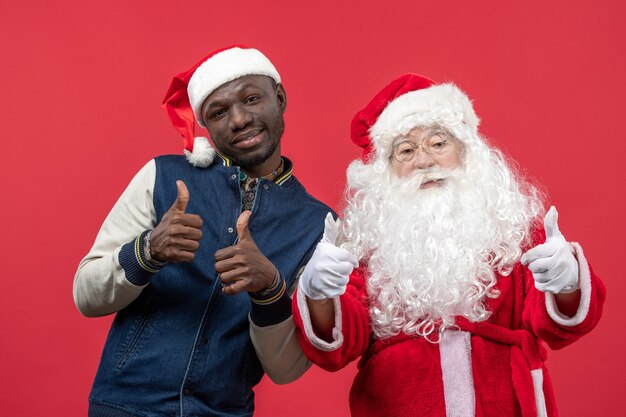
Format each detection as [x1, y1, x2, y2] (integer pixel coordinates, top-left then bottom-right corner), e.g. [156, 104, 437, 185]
[74, 46, 328, 417]
[293, 74, 605, 417]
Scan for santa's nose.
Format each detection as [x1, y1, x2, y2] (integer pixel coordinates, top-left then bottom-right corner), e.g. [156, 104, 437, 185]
[413, 150, 436, 170]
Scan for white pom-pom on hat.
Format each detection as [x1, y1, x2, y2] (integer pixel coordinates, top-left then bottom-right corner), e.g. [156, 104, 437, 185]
[184, 137, 216, 168]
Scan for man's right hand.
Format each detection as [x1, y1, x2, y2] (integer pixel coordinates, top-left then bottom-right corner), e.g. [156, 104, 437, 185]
[150, 180, 203, 263]
[298, 213, 358, 300]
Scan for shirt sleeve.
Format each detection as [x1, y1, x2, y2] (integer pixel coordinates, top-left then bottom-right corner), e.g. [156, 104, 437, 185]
[248, 268, 311, 383]
[249, 315, 312, 384]
[292, 266, 372, 372]
[73, 160, 158, 317]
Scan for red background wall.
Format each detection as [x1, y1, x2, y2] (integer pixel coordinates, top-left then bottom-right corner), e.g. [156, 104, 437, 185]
[1, 1, 624, 415]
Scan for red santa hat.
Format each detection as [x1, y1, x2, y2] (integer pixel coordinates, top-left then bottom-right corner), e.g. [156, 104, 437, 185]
[162, 45, 281, 167]
[351, 73, 480, 162]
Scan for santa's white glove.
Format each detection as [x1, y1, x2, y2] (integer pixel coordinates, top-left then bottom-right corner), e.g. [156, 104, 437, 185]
[520, 206, 579, 294]
[299, 213, 359, 300]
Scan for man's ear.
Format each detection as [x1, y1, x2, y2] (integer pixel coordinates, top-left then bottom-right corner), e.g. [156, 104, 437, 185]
[276, 83, 287, 113]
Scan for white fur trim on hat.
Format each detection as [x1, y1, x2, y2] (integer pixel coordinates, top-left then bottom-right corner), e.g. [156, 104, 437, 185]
[370, 83, 480, 144]
[188, 47, 281, 128]
[184, 136, 216, 168]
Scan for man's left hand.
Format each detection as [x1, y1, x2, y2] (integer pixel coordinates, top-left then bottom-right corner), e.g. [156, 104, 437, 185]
[214, 210, 277, 295]
[521, 206, 579, 294]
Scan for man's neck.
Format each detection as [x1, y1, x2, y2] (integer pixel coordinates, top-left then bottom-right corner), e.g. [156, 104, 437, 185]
[241, 153, 283, 179]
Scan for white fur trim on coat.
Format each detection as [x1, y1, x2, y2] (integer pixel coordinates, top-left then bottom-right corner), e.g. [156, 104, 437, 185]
[188, 47, 281, 127]
[531, 369, 548, 417]
[184, 137, 215, 168]
[440, 330, 475, 417]
[296, 288, 343, 351]
[545, 242, 592, 326]
[370, 83, 480, 152]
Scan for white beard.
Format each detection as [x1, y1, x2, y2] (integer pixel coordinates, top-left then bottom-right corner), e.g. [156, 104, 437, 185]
[342, 150, 543, 341]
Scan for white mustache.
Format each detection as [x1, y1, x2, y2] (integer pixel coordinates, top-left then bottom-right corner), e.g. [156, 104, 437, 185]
[394, 168, 463, 190]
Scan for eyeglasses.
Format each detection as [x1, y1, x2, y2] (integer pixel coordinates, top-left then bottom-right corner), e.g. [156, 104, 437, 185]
[390, 132, 456, 163]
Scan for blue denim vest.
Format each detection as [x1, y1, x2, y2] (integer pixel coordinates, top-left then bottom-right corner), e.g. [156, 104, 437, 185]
[88, 155, 331, 417]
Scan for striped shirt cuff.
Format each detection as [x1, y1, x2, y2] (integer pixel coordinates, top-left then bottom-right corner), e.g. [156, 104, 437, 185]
[249, 272, 292, 326]
[118, 230, 165, 286]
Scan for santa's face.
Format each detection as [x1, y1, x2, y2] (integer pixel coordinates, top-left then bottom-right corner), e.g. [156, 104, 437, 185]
[342, 124, 542, 340]
[389, 126, 463, 185]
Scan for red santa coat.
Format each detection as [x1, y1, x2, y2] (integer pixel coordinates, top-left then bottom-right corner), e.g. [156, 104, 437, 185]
[292, 241, 605, 417]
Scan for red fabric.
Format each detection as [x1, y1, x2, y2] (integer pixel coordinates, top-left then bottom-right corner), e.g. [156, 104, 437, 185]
[293, 239, 606, 417]
[350, 73, 435, 161]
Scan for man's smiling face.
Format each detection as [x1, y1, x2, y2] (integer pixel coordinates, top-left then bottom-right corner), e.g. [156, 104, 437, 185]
[201, 75, 287, 176]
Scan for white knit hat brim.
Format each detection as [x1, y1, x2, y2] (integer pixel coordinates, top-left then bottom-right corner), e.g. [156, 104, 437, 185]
[370, 84, 479, 148]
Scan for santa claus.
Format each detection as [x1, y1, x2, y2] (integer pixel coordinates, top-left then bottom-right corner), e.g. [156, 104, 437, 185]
[292, 74, 605, 417]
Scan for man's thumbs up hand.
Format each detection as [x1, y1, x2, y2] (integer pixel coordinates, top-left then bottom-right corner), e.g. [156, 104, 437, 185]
[172, 180, 190, 212]
[214, 210, 278, 295]
[149, 180, 204, 263]
[521, 206, 579, 294]
[236, 209, 252, 243]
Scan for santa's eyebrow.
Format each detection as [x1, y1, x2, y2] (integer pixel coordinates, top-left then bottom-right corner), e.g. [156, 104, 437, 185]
[426, 126, 453, 137]
[391, 137, 414, 148]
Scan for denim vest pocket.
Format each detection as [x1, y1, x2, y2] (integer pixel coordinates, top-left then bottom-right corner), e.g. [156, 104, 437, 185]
[114, 297, 158, 374]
